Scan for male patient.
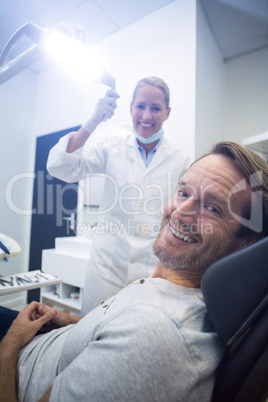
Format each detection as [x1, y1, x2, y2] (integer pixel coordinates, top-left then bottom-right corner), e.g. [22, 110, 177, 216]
[0, 142, 267, 402]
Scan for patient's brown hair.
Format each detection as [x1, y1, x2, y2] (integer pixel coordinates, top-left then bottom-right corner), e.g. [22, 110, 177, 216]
[203, 141, 268, 236]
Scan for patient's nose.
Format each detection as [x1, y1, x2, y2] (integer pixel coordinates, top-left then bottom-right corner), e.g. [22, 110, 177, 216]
[173, 197, 198, 220]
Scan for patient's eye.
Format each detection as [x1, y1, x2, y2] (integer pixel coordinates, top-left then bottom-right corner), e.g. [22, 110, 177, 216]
[177, 190, 188, 198]
[207, 205, 220, 214]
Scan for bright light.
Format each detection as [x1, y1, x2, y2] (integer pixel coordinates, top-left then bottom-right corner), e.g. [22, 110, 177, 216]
[44, 31, 105, 82]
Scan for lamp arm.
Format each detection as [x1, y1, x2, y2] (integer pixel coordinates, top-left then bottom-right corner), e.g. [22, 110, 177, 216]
[0, 22, 45, 67]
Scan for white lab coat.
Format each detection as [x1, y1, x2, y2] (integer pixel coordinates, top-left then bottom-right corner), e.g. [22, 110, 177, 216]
[47, 123, 190, 314]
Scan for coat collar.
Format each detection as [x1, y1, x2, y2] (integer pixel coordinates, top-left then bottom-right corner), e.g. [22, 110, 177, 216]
[125, 126, 171, 173]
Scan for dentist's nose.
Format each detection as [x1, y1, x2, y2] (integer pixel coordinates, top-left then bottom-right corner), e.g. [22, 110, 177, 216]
[142, 107, 152, 119]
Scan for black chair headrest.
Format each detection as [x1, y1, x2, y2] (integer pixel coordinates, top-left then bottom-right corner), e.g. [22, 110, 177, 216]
[201, 237, 268, 345]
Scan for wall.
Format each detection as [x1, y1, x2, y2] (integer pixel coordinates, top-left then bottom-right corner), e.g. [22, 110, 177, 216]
[195, 0, 225, 158]
[195, 2, 268, 156]
[224, 47, 268, 143]
[0, 69, 37, 306]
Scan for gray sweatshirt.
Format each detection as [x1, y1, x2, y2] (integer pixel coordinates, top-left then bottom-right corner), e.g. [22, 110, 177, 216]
[18, 277, 224, 401]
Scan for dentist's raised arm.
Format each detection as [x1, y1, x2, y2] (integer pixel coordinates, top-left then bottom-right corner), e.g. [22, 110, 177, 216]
[66, 88, 119, 153]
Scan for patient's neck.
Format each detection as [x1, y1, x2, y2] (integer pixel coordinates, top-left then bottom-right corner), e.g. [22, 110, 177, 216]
[152, 262, 201, 288]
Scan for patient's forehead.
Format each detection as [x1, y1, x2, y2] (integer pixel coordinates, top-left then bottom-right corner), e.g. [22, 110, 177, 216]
[180, 154, 251, 211]
[183, 155, 245, 186]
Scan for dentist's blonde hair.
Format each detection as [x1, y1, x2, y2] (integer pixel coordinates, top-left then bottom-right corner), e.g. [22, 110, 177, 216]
[131, 77, 170, 109]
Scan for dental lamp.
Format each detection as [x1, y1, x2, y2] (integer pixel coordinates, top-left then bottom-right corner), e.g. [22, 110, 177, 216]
[0, 22, 115, 89]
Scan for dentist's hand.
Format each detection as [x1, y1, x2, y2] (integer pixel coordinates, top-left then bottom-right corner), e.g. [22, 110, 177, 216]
[83, 89, 119, 134]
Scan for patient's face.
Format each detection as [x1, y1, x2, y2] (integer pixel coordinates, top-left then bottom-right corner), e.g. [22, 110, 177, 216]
[153, 154, 252, 284]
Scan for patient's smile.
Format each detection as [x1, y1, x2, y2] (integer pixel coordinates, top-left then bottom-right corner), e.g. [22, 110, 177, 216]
[169, 222, 196, 243]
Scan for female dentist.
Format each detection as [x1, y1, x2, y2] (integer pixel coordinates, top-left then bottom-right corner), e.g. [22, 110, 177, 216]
[47, 76, 190, 315]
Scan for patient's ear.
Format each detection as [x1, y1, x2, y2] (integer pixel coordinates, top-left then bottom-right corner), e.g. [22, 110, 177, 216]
[238, 233, 265, 250]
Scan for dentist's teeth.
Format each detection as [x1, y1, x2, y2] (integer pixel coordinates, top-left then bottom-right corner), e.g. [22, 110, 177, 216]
[170, 225, 194, 243]
[140, 123, 152, 127]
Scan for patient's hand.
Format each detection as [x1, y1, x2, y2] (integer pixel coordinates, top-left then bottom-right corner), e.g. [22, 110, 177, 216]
[32, 304, 81, 333]
[1, 302, 58, 353]
[0, 302, 59, 402]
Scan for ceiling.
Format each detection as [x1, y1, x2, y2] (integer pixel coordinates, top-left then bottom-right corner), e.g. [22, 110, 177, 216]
[0, 0, 268, 75]
[0, 0, 176, 70]
[200, 0, 268, 60]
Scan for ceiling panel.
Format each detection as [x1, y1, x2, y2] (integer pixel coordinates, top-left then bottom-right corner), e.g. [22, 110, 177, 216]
[62, 1, 118, 46]
[10, 0, 87, 26]
[200, 0, 268, 60]
[93, 0, 175, 28]
[0, 0, 32, 48]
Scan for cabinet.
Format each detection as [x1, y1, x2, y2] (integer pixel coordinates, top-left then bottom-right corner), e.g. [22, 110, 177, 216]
[40, 236, 92, 315]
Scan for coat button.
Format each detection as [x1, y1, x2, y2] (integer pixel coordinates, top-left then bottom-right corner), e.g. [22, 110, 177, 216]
[140, 279, 145, 284]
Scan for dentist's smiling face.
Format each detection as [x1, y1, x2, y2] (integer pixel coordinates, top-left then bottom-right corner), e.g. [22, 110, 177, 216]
[130, 84, 170, 138]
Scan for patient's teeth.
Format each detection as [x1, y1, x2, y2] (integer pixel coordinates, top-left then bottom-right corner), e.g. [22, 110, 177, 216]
[170, 225, 194, 243]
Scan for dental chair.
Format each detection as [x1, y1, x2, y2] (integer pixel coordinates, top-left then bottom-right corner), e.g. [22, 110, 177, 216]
[201, 236, 268, 402]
